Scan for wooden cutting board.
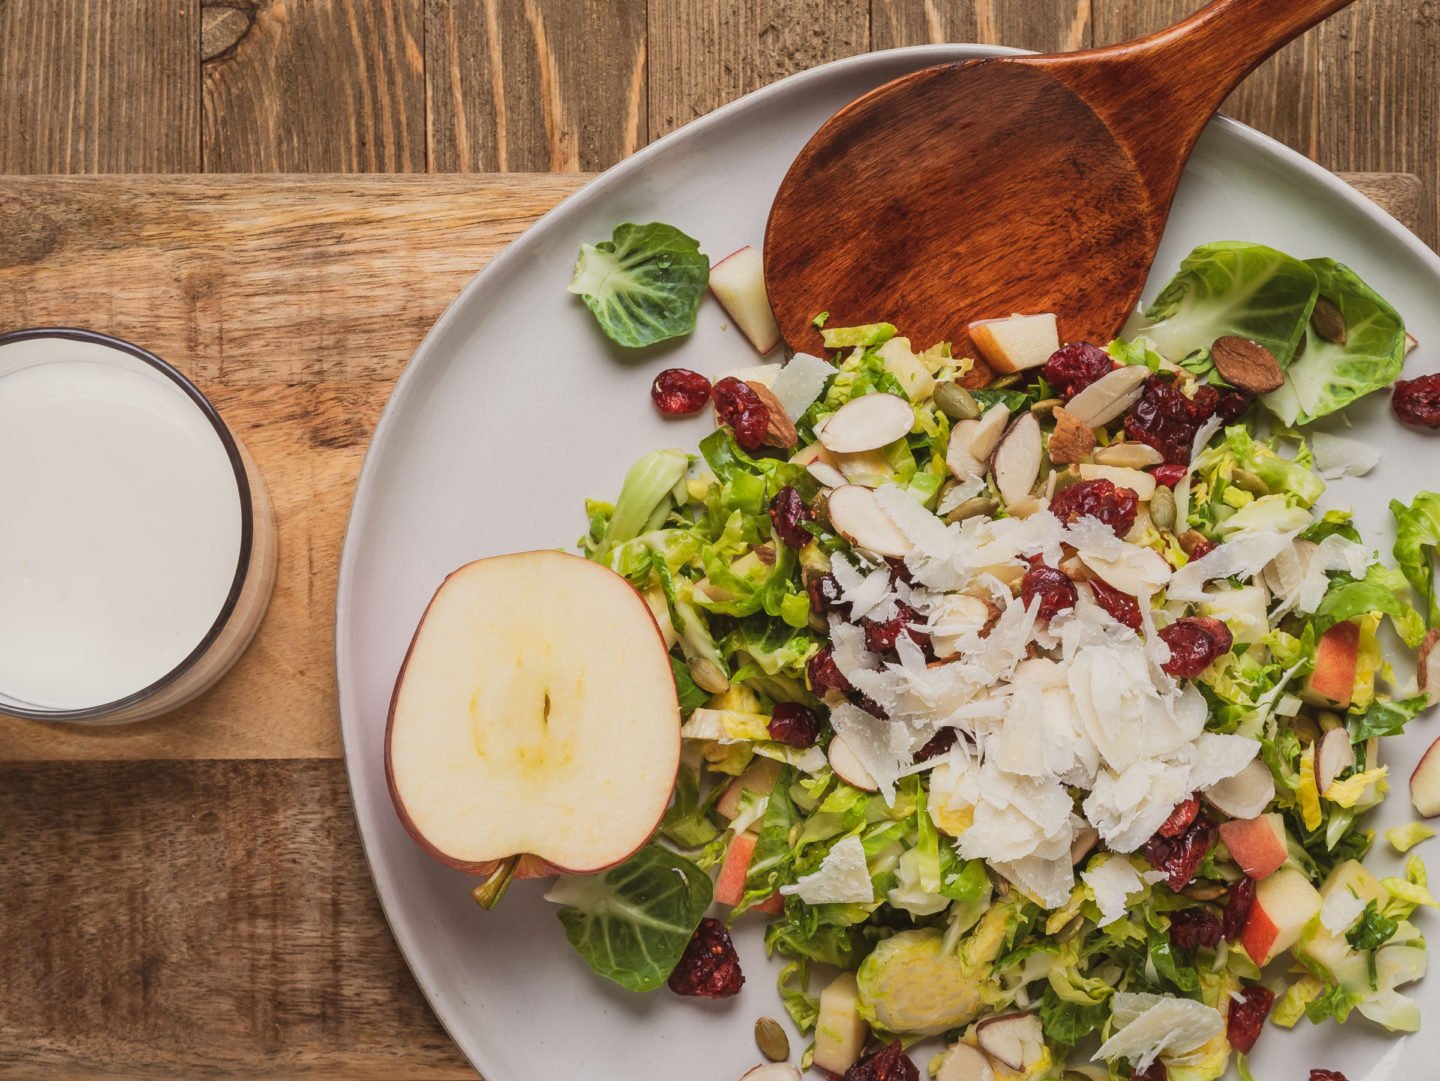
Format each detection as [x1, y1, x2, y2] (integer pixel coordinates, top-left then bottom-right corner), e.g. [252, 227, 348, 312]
[0, 172, 1424, 1081]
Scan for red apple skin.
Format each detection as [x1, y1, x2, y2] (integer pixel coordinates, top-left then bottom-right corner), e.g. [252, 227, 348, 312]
[384, 551, 680, 878]
[1241, 904, 1282, 966]
[1303, 621, 1360, 709]
[1411, 734, 1440, 819]
[715, 832, 758, 906]
[1240, 868, 1322, 965]
[1219, 814, 1288, 880]
[752, 892, 785, 916]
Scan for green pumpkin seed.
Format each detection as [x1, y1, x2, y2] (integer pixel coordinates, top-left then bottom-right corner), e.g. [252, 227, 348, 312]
[1150, 486, 1177, 531]
[1029, 397, 1063, 416]
[933, 381, 980, 421]
[1232, 468, 1270, 496]
[755, 1017, 790, 1062]
[945, 496, 998, 524]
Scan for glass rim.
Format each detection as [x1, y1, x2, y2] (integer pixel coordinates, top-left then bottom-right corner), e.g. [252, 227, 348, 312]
[0, 327, 255, 722]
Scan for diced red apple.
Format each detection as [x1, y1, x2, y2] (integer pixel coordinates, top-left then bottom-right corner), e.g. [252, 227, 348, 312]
[813, 972, 869, 1074]
[1241, 866, 1322, 965]
[1315, 727, 1357, 795]
[717, 756, 783, 821]
[1320, 859, 1387, 909]
[1411, 734, 1440, 818]
[1420, 629, 1440, 696]
[715, 831, 758, 906]
[1219, 813, 1289, 880]
[1301, 621, 1360, 709]
[967, 314, 1059, 374]
[710, 246, 781, 354]
[751, 891, 785, 916]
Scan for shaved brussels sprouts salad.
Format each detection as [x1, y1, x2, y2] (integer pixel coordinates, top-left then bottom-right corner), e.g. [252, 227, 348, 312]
[555, 227, 1440, 1081]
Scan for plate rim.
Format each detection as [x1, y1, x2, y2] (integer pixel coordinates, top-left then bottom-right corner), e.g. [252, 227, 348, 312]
[334, 41, 1440, 1080]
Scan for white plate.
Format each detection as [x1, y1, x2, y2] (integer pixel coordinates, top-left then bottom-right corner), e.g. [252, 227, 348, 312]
[337, 44, 1440, 1081]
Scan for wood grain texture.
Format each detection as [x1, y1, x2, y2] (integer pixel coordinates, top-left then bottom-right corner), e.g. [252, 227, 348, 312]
[0, 170, 1417, 769]
[0, 174, 585, 763]
[426, 0, 648, 172]
[201, 0, 427, 172]
[872, 0, 1092, 53]
[0, 0, 200, 173]
[647, 0, 871, 139]
[1095, 0, 1440, 248]
[0, 759, 475, 1080]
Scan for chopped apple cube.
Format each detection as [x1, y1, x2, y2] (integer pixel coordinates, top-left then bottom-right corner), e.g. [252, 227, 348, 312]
[1411, 734, 1440, 818]
[1219, 813, 1288, 879]
[814, 972, 869, 1075]
[710, 246, 781, 354]
[1302, 621, 1360, 709]
[968, 314, 1059, 374]
[715, 831, 757, 907]
[1241, 866, 1322, 965]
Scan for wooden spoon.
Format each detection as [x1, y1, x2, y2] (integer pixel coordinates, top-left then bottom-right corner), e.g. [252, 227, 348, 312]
[764, 0, 1361, 382]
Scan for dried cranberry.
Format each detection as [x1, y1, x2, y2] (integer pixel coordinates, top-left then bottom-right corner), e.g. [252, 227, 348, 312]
[768, 702, 821, 748]
[1145, 810, 1217, 891]
[713, 376, 770, 451]
[1226, 984, 1276, 1054]
[1158, 796, 1201, 838]
[1215, 388, 1253, 422]
[667, 917, 744, 998]
[1089, 577, 1143, 630]
[808, 572, 844, 616]
[650, 368, 712, 415]
[885, 557, 916, 585]
[1223, 876, 1256, 943]
[1132, 1062, 1168, 1081]
[1159, 616, 1233, 678]
[1050, 478, 1139, 538]
[1021, 564, 1078, 619]
[1169, 907, 1223, 951]
[769, 486, 815, 548]
[842, 1042, 919, 1081]
[863, 601, 928, 654]
[1124, 376, 1218, 465]
[807, 646, 851, 697]
[1153, 463, 1188, 488]
[1309, 1071, 1349, 1081]
[1043, 342, 1114, 400]
[1393, 373, 1440, 429]
[914, 727, 959, 763]
[1185, 534, 1218, 561]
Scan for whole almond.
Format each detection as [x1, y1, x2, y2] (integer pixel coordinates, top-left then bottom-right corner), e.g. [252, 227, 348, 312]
[745, 380, 798, 449]
[1047, 406, 1094, 466]
[1312, 296, 1348, 345]
[1210, 336, 1284, 394]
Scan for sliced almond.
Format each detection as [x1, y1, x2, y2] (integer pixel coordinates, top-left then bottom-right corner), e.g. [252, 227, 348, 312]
[1405, 332, 1419, 356]
[1311, 296, 1347, 345]
[970, 402, 1011, 460]
[946, 419, 985, 480]
[817, 393, 913, 453]
[1092, 441, 1164, 469]
[1211, 336, 1285, 394]
[826, 485, 912, 558]
[1315, 727, 1357, 794]
[740, 1066, 802, 1081]
[930, 594, 994, 658]
[1079, 545, 1171, 597]
[1204, 758, 1276, 820]
[991, 412, 1042, 505]
[1047, 406, 1094, 466]
[1070, 825, 1099, 866]
[807, 461, 848, 489]
[975, 1014, 1045, 1072]
[1078, 462, 1157, 500]
[1420, 629, 1440, 694]
[936, 1043, 995, 1081]
[1064, 365, 1149, 427]
[827, 730, 879, 791]
[746, 380, 799, 449]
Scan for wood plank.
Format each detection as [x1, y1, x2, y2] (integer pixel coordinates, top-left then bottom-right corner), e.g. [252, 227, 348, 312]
[425, 0, 647, 172]
[0, 0, 200, 173]
[648, 0, 871, 140]
[201, 0, 427, 172]
[0, 171, 1417, 764]
[1093, 0, 1440, 247]
[872, 0, 1091, 53]
[0, 759, 475, 1080]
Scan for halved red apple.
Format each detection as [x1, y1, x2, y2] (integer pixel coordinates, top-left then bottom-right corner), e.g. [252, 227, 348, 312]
[386, 551, 681, 893]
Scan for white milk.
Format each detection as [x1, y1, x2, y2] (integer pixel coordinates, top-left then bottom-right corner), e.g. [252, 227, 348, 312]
[0, 338, 243, 710]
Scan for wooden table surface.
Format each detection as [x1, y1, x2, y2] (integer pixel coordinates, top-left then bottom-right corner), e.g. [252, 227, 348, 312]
[0, 3, 1436, 1079]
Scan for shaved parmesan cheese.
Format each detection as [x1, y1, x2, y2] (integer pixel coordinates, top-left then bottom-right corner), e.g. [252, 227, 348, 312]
[780, 835, 874, 905]
[1320, 886, 1369, 935]
[994, 853, 1075, 909]
[1169, 530, 1299, 602]
[771, 352, 835, 419]
[1313, 430, 1381, 479]
[1081, 856, 1152, 926]
[829, 701, 909, 802]
[1184, 733, 1260, 793]
[1094, 993, 1225, 1070]
[717, 362, 781, 388]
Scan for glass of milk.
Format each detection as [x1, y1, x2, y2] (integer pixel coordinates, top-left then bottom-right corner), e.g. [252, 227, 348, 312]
[0, 329, 278, 725]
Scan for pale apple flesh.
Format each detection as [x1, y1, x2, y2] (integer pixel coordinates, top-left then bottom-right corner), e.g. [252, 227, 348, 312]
[709, 245, 782, 354]
[967, 313, 1060, 374]
[386, 551, 681, 877]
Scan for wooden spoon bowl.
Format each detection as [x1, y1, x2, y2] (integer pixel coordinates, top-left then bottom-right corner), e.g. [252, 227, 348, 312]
[764, 0, 1361, 381]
